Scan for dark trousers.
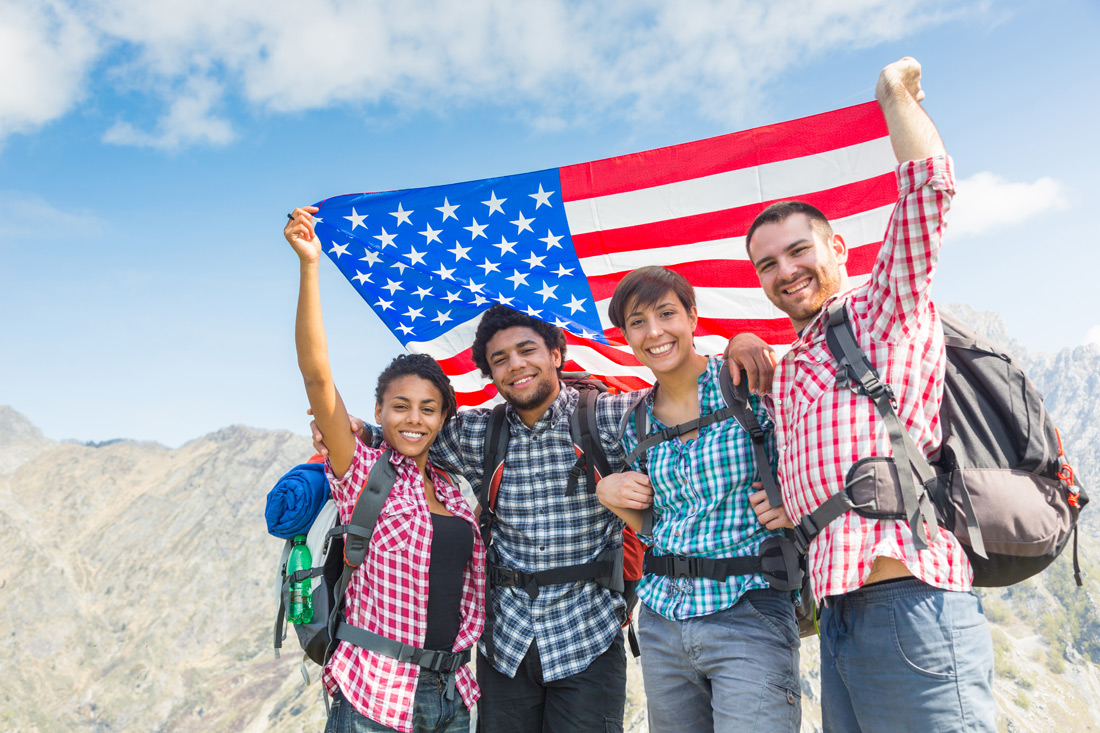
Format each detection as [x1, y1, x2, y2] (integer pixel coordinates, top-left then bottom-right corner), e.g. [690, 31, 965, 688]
[477, 633, 626, 733]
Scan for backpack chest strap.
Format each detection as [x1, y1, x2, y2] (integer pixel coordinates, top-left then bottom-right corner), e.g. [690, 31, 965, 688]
[334, 622, 470, 673]
[489, 556, 619, 600]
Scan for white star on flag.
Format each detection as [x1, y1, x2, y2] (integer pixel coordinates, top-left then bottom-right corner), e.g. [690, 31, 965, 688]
[510, 212, 534, 234]
[436, 198, 460, 221]
[344, 208, 367, 229]
[391, 203, 414, 226]
[529, 184, 554, 209]
[483, 191, 506, 215]
[374, 228, 397, 249]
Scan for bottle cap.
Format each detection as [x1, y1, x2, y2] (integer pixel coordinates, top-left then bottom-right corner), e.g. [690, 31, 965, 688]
[293, 534, 307, 543]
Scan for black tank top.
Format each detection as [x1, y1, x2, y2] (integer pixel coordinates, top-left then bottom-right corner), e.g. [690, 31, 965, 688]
[424, 512, 474, 651]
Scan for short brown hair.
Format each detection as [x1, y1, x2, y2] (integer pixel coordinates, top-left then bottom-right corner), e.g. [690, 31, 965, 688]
[607, 266, 696, 330]
[745, 201, 834, 260]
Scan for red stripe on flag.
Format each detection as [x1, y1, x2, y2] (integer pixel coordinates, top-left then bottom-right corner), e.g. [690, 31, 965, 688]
[435, 349, 478, 375]
[695, 317, 797, 345]
[559, 102, 886, 201]
[571, 173, 896, 259]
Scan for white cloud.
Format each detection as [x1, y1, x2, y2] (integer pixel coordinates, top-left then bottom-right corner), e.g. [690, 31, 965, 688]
[102, 77, 234, 150]
[0, 0, 101, 138]
[950, 171, 1070, 238]
[1085, 326, 1100, 348]
[0, 0, 981, 149]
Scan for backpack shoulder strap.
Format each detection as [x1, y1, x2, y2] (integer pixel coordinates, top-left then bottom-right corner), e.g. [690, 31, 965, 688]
[344, 448, 398, 568]
[823, 301, 938, 550]
[718, 360, 782, 510]
[566, 388, 612, 495]
[481, 403, 511, 512]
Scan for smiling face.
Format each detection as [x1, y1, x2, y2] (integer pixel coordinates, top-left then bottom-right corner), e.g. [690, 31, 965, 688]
[620, 290, 699, 377]
[485, 325, 562, 424]
[374, 374, 447, 466]
[747, 213, 848, 332]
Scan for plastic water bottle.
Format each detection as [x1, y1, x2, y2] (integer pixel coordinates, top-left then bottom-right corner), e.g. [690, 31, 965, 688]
[287, 535, 313, 624]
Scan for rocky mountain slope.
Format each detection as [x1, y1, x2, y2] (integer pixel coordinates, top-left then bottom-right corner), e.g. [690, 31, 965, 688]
[1, 307, 1097, 731]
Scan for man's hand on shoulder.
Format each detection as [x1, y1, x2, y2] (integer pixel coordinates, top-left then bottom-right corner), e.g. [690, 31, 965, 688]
[724, 332, 777, 395]
[308, 408, 365, 457]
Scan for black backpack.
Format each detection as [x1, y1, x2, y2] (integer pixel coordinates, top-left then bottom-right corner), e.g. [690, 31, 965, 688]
[790, 303, 1088, 587]
[619, 362, 816, 637]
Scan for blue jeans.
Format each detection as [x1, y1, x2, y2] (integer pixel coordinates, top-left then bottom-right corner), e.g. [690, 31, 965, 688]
[819, 578, 996, 732]
[638, 589, 802, 733]
[324, 670, 470, 733]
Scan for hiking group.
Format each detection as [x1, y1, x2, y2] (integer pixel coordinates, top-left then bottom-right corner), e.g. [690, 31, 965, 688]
[277, 57, 1083, 733]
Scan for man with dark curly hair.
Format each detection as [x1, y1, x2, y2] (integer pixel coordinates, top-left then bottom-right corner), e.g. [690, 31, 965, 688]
[316, 304, 639, 732]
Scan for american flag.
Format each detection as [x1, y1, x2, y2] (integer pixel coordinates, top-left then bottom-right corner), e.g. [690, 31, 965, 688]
[312, 101, 895, 408]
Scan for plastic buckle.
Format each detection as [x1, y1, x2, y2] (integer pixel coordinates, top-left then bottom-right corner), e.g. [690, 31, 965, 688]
[671, 555, 692, 578]
[422, 650, 445, 672]
[792, 515, 818, 554]
[491, 567, 524, 587]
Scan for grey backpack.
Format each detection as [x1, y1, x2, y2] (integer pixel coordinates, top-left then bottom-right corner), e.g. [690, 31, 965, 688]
[274, 450, 469, 688]
[790, 303, 1088, 587]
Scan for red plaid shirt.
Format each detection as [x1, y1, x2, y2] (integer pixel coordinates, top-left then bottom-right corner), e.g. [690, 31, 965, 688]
[323, 439, 485, 732]
[769, 155, 972, 602]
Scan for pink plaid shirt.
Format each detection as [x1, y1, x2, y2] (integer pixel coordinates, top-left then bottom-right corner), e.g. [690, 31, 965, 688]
[769, 155, 972, 602]
[324, 438, 485, 732]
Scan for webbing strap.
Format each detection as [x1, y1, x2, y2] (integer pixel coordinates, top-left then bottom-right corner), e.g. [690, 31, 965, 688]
[274, 539, 294, 658]
[790, 491, 856, 553]
[479, 404, 510, 664]
[490, 558, 617, 600]
[345, 449, 397, 566]
[825, 303, 939, 550]
[335, 623, 471, 672]
[716, 361, 782, 510]
[644, 553, 761, 581]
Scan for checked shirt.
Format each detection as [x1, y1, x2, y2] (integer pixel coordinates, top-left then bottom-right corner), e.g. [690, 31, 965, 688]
[768, 155, 972, 602]
[323, 439, 486, 733]
[621, 356, 783, 620]
[424, 385, 636, 682]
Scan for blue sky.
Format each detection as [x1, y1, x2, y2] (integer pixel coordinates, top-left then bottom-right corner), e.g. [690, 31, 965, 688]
[1, 0, 1097, 447]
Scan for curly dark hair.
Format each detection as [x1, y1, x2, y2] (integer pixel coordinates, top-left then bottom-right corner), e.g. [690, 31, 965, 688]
[374, 353, 457, 420]
[470, 305, 567, 377]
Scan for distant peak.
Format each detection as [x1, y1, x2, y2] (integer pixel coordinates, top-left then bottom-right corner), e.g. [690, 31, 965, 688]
[0, 406, 44, 445]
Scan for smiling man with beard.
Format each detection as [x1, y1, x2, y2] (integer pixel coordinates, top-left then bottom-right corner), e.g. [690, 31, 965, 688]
[731, 57, 997, 731]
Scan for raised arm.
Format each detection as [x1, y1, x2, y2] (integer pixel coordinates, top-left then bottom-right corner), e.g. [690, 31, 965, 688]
[285, 206, 356, 476]
[876, 57, 946, 163]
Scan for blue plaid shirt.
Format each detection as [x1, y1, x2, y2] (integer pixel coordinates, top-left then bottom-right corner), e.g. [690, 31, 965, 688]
[622, 357, 783, 620]
[370, 384, 636, 681]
